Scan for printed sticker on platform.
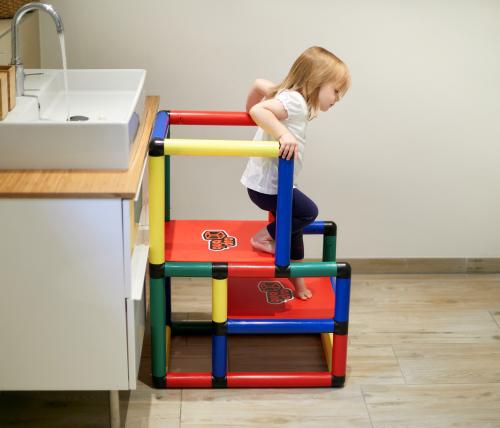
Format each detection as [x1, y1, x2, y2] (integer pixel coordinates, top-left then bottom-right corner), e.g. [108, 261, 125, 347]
[258, 281, 294, 304]
[202, 230, 238, 251]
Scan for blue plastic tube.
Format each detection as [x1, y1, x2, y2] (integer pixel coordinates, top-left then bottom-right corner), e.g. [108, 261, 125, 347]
[227, 319, 334, 334]
[212, 335, 227, 378]
[275, 157, 294, 268]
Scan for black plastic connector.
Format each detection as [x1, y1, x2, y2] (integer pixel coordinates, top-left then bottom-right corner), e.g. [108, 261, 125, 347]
[149, 139, 164, 157]
[212, 263, 228, 279]
[336, 262, 352, 279]
[275, 265, 291, 278]
[149, 262, 165, 279]
[324, 221, 337, 236]
[212, 321, 228, 336]
[334, 320, 349, 335]
[171, 321, 212, 336]
[152, 376, 167, 389]
[212, 376, 227, 388]
[331, 375, 345, 388]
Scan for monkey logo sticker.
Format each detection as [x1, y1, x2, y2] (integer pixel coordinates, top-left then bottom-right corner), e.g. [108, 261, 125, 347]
[202, 230, 237, 251]
[258, 281, 294, 304]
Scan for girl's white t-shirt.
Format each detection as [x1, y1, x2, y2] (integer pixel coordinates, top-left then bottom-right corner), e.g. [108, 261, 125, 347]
[240, 90, 308, 195]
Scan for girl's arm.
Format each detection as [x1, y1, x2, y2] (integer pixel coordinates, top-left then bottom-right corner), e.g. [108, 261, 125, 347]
[246, 79, 275, 112]
[249, 99, 298, 160]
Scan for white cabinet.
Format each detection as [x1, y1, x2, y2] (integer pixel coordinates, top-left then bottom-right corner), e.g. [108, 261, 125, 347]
[0, 164, 149, 391]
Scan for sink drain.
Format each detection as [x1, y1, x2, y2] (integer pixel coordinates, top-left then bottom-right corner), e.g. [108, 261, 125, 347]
[68, 115, 89, 121]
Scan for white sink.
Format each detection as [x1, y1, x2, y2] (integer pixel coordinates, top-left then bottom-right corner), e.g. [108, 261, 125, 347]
[0, 69, 146, 169]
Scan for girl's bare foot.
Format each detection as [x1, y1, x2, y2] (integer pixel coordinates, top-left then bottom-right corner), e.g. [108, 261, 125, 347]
[250, 226, 275, 254]
[291, 277, 312, 300]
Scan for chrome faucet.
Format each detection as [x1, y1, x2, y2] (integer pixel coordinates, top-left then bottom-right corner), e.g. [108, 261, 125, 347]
[10, 2, 63, 96]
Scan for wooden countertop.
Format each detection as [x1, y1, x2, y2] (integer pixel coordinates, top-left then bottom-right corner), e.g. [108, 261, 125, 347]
[0, 95, 159, 199]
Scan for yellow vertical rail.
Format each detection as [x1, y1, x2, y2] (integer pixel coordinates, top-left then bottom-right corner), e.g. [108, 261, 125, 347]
[321, 333, 333, 372]
[149, 155, 165, 265]
[212, 278, 228, 323]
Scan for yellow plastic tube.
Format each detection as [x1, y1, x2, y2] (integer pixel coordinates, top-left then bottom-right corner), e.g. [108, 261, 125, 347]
[148, 155, 165, 265]
[212, 278, 228, 323]
[321, 332, 333, 372]
[164, 139, 279, 157]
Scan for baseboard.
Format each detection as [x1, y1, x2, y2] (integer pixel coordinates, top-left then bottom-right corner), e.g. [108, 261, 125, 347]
[329, 258, 500, 274]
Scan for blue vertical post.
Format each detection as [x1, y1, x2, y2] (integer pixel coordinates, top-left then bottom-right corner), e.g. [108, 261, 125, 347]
[275, 157, 294, 268]
[212, 335, 227, 379]
[335, 277, 351, 324]
[150, 110, 170, 221]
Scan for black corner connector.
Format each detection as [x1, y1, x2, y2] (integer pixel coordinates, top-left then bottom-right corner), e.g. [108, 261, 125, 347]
[275, 265, 291, 278]
[331, 375, 345, 388]
[336, 262, 352, 279]
[149, 263, 165, 279]
[212, 321, 228, 336]
[149, 139, 164, 157]
[212, 376, 227, 388]
[152, 376, 167, 389]
[334, 320, 349, 335]
[324, 221, 337, 236]
[212, 263, 228, 280]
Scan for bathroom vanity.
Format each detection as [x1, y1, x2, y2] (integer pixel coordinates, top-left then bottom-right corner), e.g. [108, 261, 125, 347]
[0, 96, 158, 423]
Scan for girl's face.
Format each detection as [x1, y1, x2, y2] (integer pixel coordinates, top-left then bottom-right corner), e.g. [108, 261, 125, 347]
[318, 81, 340, 112]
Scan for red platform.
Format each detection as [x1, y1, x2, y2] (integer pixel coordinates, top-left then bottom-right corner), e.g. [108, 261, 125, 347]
[228, 276, 335, 319]
[165, 220, 274, 263]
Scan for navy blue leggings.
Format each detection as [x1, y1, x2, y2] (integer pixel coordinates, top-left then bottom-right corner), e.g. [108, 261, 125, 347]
[247, 188, 319, 260]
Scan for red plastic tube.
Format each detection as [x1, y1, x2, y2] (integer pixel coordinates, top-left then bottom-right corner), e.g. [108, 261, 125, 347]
[227, 372, 332, 388]
[169, 110, 256, 126]
[228, 262, 276, 278]
[166, 372, 212, 388]
[332, 334, 348, 377]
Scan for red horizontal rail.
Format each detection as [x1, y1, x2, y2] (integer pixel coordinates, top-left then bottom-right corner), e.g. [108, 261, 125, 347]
[166, 372, 212, 388]
[227, 372, 332, 388]
[228, 262, 276, 278]
[169, 110, 256, 126]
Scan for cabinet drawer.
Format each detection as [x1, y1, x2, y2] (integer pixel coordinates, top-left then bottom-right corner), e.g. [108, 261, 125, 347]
[122, 158, 149, 388]
[126, 276, 146, 389]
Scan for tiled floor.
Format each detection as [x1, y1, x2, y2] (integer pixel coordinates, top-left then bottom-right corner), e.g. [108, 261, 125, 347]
[1, 274, 500, 427]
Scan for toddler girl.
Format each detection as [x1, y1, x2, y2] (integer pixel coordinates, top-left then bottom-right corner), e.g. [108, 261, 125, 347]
[241, 46, 351, 300]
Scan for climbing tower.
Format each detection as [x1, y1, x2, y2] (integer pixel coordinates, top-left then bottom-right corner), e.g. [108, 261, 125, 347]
[148, 110, 351, 388]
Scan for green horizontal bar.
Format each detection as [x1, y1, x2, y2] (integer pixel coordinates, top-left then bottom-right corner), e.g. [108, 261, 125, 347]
[164, 262, 212, 277]
[290, 262, 337, 277]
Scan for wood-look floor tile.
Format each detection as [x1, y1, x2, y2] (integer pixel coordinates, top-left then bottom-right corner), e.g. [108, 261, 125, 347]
[350, 307, 500, 345]
[0, 391, 111, 428]
[123, 384, 181, 428]
[351, 274, 500, 311]
[363, 384, 500, 428]
[181, 386, 372, 427]
[393, 343, 500, 384]
[346, 345, 405, 385]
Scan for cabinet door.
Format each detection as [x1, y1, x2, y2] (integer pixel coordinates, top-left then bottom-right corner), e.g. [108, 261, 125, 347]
[0, 199, 129, 390]
[122, 160, 149, 388]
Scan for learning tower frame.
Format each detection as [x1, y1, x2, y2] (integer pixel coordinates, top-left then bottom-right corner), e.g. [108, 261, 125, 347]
[148, 110, 351, 388]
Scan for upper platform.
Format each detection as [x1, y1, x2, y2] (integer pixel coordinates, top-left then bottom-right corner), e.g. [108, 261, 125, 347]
[165, 219, 273, 263]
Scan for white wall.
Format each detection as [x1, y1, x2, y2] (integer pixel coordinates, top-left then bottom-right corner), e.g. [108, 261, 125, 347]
[39, 0, 500, 258]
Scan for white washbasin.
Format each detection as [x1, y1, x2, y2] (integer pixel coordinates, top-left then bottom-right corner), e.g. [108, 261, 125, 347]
[0, 69, 146, 169]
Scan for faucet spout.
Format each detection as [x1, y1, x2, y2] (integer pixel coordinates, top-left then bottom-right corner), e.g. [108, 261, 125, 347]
[10, 2, 64, 96]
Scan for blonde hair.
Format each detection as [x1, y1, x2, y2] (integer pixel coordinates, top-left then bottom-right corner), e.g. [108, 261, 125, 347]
[269, 46, 351, 119]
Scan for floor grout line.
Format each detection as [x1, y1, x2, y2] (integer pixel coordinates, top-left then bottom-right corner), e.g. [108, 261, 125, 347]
[391, 344, 408, 385]
[360, 386, 376, 428]
[489, 310, 500, 329]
